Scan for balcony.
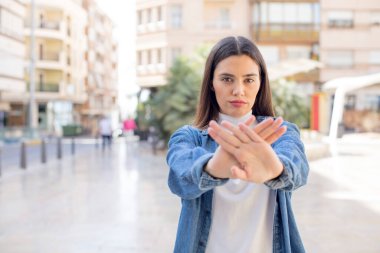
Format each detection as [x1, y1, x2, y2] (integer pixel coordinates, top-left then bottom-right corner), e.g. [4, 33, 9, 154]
[25, 20, 65, 40]
[37, 52, 65, 70]
[27, 82, 60, 92]
[252, 23, 319, 44]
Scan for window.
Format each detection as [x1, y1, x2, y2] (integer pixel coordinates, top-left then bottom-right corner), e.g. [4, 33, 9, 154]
[157, 6, 162, 21]
[157, 48, 162, 64]
[369, 51, 380, 65]
[258, 46, 279, 65]
[171, 5, 182, 29]
[344, 95, 356, 110]
[370, 12, 380, 26]
[137, 10, 143, 25]
[219, 9, 230, 28]
[286, 46, 310, 60]
[137, 51, 143, 65]
[147, 50, 152, 64]
[171, 48, 182, 62]
[326, 51, 353, 68]
[328, 11, 354, 28]
[147, 8, 151, 23]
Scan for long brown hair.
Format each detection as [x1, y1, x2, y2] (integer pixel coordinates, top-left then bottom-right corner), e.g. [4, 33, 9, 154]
[194, 36, 274, 129]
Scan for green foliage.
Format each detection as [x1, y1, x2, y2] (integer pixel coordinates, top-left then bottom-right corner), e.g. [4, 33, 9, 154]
[271, 79, 310, 128]
[144, 56, 203, 142]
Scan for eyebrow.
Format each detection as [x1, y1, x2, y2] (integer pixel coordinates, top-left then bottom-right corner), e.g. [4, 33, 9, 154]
[218, 73, 259, 77]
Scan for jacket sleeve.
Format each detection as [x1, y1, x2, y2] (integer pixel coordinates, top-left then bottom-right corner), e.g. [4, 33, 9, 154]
[264, 122, 309, 191]
[166, 126, 228, 200]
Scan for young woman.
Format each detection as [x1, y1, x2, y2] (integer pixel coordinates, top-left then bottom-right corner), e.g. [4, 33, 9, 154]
[166, 36, 309, 253]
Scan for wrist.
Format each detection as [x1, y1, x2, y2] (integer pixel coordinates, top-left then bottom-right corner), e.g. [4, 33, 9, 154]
[271, 160, 284, 180]
[204, 158, 228, 179]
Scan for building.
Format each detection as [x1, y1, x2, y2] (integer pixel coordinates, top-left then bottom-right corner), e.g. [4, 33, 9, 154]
[82, 0, 118, 136]
[136, 0, 251, 89]
[317, 0, 380, 134]
[0, 0, 88, 135]
[0, 0, 26, 128]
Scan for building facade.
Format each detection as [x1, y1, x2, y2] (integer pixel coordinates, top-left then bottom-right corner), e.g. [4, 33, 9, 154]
[319, 0, 380, 133]
[21, 0, 88, 134]
[136, 0, 251, 88]
[0, 0, 26, 128]
[82, 0, 118, 136]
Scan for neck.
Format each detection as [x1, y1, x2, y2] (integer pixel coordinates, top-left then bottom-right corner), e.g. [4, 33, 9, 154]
[218, 111, 253, 125]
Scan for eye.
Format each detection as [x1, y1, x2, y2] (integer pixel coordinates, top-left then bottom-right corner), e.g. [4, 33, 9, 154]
[221, 77, 233, 83]
[245, 78, 255, 84]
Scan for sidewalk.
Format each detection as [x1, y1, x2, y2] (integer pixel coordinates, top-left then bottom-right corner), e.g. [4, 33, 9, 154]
[0, 136, 379, 252]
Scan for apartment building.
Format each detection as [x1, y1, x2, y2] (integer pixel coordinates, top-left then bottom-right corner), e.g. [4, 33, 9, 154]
[136, 0, 251, 88]
[318, 0, 380, 133]
[250, 0, 320, 65]
[82, 0, 118, 135]
[0, 0, 26, 127]
[21, 0, 88, 133]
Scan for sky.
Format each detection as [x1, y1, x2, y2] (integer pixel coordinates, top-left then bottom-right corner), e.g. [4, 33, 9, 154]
[95, 0, 138, 117]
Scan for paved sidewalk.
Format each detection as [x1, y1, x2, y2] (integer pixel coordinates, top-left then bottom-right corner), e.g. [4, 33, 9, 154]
[0, 136, 379, 252]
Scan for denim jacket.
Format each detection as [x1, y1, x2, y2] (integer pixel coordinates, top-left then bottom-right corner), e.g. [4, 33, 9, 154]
[167, 116, 309, 253]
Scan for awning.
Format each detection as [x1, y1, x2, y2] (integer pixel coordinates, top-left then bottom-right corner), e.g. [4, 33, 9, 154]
[0, 102, 11, 111]
[322, 72, 380, 140]
[268, 58, 324, 81]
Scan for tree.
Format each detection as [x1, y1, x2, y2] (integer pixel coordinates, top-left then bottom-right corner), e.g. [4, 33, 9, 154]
[271, 79, 310, 128]
[144, 56, 203, 143]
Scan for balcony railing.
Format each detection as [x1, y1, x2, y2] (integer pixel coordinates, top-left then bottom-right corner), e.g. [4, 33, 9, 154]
[39, 21, 60, 30]
[252, 23, 319, 43]
[27, 83, 60, 92]
[39, 52, 60, 61]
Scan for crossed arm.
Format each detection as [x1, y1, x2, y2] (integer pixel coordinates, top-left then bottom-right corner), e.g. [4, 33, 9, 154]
[205, 116, 287, 183]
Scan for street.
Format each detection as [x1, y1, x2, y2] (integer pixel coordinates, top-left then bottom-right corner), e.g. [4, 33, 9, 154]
[0, 136, 379, 253]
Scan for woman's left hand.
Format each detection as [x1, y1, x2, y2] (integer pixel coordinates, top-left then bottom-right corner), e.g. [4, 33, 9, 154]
[208, 120, 284, 183]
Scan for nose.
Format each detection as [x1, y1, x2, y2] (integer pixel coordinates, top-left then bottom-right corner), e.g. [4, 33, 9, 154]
[232, 81, 245, 96]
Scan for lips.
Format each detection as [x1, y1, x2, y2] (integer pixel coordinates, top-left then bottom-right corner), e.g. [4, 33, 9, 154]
[230, 100, 247, 107]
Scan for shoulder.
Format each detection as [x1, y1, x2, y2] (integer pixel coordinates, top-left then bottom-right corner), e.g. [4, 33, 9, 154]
[168, 125, 205, 145]
[256, 116, 300, 133]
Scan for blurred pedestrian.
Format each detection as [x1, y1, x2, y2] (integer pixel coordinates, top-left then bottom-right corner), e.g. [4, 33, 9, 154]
[166, 36, 309, 253]
[99, 115, 112, 149]
[123, 117, 137, 136]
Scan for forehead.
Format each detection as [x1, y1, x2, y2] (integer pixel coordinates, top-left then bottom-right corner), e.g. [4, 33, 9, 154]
[214, 55, 259, 74]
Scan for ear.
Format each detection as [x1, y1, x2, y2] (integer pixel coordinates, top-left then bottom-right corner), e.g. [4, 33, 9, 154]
[210, 81, 215, 92]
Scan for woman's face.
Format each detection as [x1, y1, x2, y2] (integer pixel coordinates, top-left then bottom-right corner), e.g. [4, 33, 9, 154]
[212, 55, 260, 118]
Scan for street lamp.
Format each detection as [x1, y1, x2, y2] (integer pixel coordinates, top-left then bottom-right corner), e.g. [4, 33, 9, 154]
[28, 0, 36, 137]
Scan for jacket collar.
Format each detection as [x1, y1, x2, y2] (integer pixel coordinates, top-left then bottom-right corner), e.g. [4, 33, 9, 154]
[200, 115, 269, 136]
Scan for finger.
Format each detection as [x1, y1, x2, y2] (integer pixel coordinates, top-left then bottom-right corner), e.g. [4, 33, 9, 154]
[239, 123, 263, 143]
[230, 165, 248, 180]
[208, 128, 238, 155]
[209, 121, 242, 148]
[257, 117, 284, 140]
[252, 118, 274, 133]
[265, 126, 287, 144]
[220, 121, 251, 144]
[243, 115, 256, 126]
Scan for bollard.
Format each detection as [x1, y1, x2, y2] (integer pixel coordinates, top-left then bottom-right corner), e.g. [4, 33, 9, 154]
[20, 142, 27, 169]
[57, 137, 62, 159]
[41, 138, 46, 163]
[0, 147, 2, 176]
[71, 137, 75, 155]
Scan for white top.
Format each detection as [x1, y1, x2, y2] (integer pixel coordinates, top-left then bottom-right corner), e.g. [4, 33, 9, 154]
[205, 112, 276, 253]
[99, 117, 112, 135]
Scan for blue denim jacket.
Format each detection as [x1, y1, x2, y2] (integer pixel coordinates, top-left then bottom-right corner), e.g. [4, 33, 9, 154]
[167, 116, 309, 253]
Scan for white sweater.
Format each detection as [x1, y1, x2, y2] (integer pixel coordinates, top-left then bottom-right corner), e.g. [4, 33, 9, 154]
[205, 112, 276, 253]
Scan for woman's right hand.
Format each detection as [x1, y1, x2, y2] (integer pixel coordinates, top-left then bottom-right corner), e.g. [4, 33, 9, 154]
[205, 116, 286, 179]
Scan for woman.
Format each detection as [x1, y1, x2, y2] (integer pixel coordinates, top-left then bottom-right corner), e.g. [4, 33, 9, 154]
[166, 36, 309, 253]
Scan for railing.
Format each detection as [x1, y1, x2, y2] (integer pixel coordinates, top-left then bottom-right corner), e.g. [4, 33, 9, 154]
[39, 21, 60, 30]
[252, 23, 319, 43]
[39, 52, 60, 61]
[27, 83, 60, 92]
